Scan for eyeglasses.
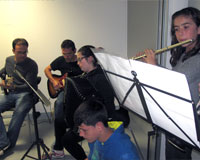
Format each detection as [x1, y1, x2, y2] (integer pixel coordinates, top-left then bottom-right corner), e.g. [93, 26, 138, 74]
[77, 57, 86, 62]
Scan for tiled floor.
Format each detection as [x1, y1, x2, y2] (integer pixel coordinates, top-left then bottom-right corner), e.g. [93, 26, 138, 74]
[2, 112, 200, 160]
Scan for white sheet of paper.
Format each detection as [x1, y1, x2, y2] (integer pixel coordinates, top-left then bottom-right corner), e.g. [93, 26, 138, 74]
[95, 52, 199, 148]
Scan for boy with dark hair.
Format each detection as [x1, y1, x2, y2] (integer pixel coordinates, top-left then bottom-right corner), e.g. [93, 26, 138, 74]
[74, 98, 140, 160]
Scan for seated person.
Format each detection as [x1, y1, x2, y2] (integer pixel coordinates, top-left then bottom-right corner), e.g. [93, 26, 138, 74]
[0, 38, 38, 157]
[43, 46, 129, 160]
[74, 98, 140, 160]
[44, 39, 82, 123]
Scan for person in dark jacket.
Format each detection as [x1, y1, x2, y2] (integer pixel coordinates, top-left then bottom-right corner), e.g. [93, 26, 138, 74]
[43, 46, 129, 160]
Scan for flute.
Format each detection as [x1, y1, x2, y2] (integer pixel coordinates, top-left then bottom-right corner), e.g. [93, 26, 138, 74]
[132, 39, 193, 60]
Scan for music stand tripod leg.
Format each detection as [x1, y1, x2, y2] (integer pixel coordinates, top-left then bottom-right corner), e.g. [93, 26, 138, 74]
[128, 126, 144, 160]
[147, 130, 156, 160]
[41, 102, 52, 123]
[21, 105, 50, 160]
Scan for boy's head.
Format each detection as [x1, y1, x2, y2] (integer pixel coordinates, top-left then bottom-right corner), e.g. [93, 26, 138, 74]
[74, 98, 108, 142]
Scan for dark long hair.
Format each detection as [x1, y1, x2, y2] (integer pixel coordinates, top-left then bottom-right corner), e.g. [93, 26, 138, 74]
[170, 7, 200, 67]
[78, 45, 98, 67]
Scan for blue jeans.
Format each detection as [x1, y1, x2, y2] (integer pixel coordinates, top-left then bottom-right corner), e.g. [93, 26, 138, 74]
[0, 92, 33, 148]
[54, 91, 64, 121]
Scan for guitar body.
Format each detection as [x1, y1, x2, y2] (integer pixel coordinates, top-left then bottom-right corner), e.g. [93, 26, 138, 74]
[47, 74, 66, 98]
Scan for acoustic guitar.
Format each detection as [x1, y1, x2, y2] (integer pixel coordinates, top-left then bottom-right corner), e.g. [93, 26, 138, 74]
[47, 74, 67, 98]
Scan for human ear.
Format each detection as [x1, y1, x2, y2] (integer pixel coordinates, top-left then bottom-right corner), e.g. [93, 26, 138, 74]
[88, 56, 95, 64]
[95, 122, 104, 131]
[12, 49, 16, 55]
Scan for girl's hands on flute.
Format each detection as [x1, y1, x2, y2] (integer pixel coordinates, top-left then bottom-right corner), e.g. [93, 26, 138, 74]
[136, 49, 157, 65]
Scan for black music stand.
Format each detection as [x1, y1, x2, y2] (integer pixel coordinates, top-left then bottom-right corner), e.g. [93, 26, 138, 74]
[15, 70, 51, 160]
[107, 70, 200, 159]
[94, 52, 200, 160]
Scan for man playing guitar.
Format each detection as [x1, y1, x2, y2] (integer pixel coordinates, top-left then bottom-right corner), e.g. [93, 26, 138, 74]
[0, 38, 38, 157]
[44, 39, 82, 126]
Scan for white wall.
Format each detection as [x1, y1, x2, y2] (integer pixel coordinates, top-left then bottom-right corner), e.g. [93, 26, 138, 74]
[189, 0, 200, 8]
[0, 0, 127, 111]
[128, 0, 159, 59]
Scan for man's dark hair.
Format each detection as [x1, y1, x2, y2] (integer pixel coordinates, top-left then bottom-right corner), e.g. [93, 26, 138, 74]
[74, 98, 108, 127]
[78, 45, 98, 66]
[12, 38, 29, 50]
[61, 39, 76, 51]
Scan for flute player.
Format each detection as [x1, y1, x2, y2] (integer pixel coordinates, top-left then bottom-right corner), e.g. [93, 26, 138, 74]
[136, 7, 200, 160]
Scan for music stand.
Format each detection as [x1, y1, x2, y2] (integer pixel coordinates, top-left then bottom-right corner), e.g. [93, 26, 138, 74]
[94, 52, 200, 159]
[15, 70, 51, 160]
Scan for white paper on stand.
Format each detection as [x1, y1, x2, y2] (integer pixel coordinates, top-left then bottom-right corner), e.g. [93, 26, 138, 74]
[95, 52, 200, 148]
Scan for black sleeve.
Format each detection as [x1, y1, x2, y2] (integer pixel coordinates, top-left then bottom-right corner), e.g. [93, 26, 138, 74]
[50, 56, 63, 71]
[95, 74, 130, 127]
[93, 74, 116, 116]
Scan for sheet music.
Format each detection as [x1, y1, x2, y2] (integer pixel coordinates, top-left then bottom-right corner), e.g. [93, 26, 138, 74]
[15, 69, 51, 107]
[95, 52, 200, 148]
[36, 89, 51, 107]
